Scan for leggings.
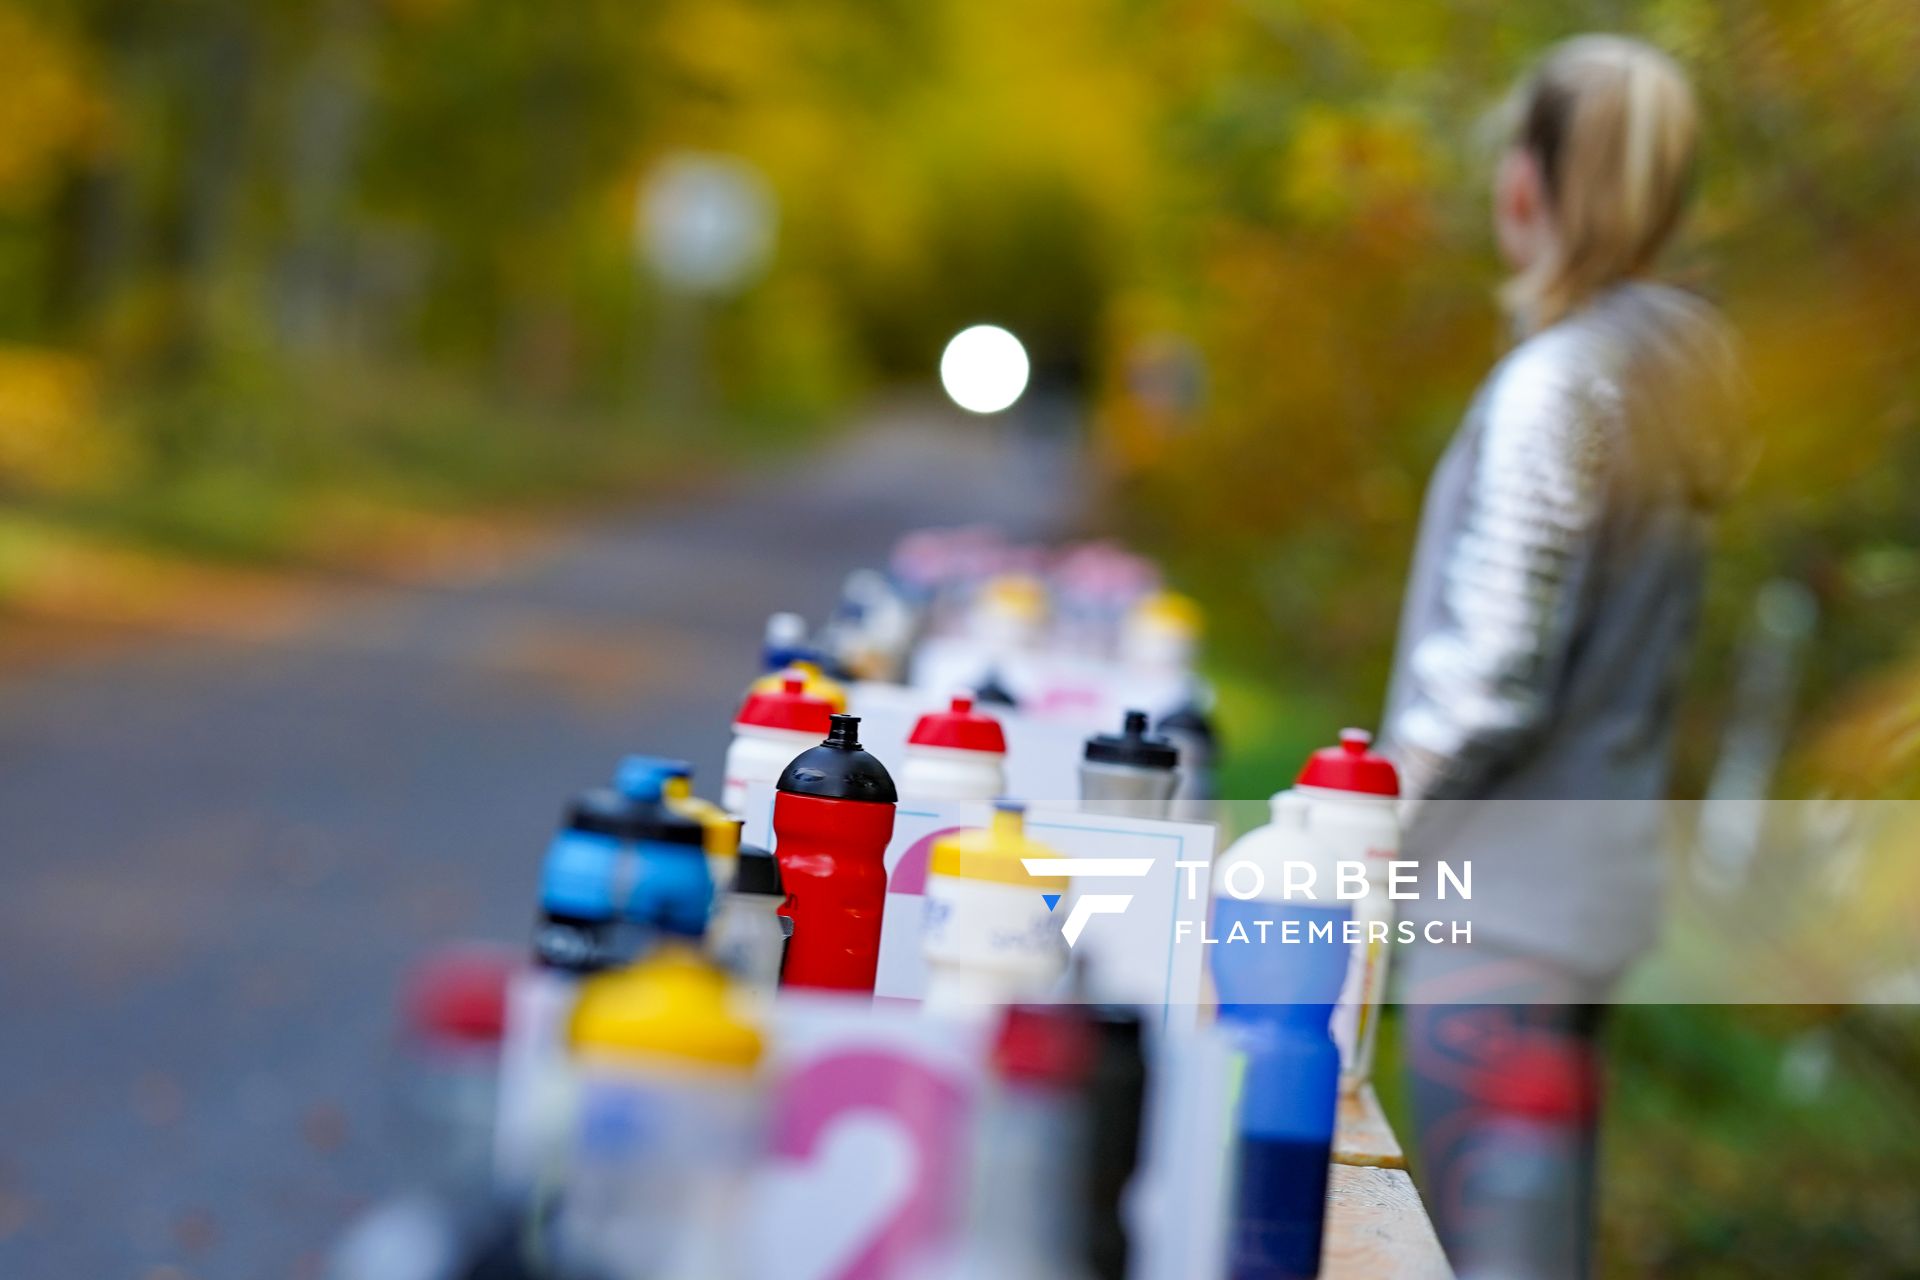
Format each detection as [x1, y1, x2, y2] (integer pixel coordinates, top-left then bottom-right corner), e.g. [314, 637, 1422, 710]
[1398, 941, 1611, 1280]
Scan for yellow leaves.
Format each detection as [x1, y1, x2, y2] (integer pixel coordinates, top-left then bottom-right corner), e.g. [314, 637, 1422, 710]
[0, 5, 105, 206]
[652, 0, 786, 109]
[0, 347, 125, 496]
[1280, 104, 1440, 245]
[1798, 649, 1920, 797]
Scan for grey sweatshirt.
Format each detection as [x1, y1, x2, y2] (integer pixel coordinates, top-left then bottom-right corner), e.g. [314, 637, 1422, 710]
[1381, 281, 1741, 979]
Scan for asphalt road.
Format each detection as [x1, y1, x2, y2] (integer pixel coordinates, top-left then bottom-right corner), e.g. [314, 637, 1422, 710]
[0, 415, 1071, 1279]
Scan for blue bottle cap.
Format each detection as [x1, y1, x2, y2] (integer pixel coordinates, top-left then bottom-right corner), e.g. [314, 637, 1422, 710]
[613, 755, 690, 801]
[540, 831, 623, 920]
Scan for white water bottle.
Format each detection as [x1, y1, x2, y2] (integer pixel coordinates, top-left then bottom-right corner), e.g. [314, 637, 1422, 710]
[1248, 728, 1402, 1092]
[720, 670, 834, 816]
[900, 694, 1008, 802]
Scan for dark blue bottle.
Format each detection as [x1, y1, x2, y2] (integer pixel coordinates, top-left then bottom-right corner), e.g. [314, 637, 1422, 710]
[1212, 894, 1351, 1279]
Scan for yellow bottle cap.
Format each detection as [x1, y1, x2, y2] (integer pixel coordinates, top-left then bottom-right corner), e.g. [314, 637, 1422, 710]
[1135, 590, 1204, 636]
[928, 802, 1068, 890]
[665, 785, 740, 861]
[981, 573, 1049, 622]
[749, 661, 848, 712]
[569, 946, 763, 1071]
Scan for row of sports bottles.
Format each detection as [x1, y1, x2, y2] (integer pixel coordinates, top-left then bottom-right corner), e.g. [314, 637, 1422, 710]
[810, 531, 1173, 683]
[335, 608, 1401, 1279]
[476, 734, 1160, 1280]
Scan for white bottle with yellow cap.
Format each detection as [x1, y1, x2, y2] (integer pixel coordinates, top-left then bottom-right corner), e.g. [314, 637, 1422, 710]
[922, 801, 1070, 1011]
[557, 946, 764, 1280]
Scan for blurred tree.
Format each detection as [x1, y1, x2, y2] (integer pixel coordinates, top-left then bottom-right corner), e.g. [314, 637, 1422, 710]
[0, 0, 1912, 797]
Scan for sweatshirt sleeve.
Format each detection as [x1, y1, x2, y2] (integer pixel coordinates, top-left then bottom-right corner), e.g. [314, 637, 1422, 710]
[1385, 342, 1617, 810]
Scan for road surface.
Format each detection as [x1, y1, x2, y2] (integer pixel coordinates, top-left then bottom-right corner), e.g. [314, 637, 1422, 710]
[0, 415, 1072, 1279]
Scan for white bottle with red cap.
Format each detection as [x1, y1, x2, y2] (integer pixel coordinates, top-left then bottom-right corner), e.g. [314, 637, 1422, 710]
[721, 670, 835, 816]
[1224, 728, 1401, 1092]
[1301, 728, 1400, 1092]
[899, 693, 1008, 803]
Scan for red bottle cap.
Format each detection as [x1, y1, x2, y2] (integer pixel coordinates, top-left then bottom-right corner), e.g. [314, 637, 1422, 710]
[992, 1004, 1094, 1087]
[908, 694, 1008, 755]
[1295, 728, 1399, 797]
[403, 944, 513, 1045]
[735, 671, 835, 735]
[1469, 1036, 1600, 1123]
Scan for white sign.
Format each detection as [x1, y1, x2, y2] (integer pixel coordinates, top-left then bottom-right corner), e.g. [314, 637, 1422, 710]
[742, 785, 1216, 1016]
[752, 996, 987, 1280]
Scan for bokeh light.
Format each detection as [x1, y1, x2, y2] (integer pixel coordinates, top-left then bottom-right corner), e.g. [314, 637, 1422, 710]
[939, 324, 1030, 414]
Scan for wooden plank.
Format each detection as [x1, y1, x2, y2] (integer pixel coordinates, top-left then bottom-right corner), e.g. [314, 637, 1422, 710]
[1333, 1083, 1407, 1169]
[1323, 1164, 1454, 1280]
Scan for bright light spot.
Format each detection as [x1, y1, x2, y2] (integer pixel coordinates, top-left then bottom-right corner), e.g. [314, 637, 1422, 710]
[940, 325, 1030, 414]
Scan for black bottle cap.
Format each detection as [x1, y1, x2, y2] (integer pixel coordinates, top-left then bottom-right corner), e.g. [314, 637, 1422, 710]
[562, 788, 635, 838]
[1155, 702, 1217, 751]
[633, 808, 708, 848]
[1083, 710, 1179, 770]
[730, 844, 783, 897]
[776, 713, 899, 803]
[562, 788, 705, 848]
[974, 669, 1019, 708]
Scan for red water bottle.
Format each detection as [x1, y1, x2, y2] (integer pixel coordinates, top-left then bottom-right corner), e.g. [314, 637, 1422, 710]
[772, 713, 898, 992]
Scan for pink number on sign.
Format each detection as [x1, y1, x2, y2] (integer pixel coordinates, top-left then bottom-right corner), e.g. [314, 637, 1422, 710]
[768, 1049, 970, 1280]
[887, 825, 964, 898]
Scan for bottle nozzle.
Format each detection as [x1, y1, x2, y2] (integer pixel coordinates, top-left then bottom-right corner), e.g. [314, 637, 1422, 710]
[1122, 709, 1149, 737]
[825, 713, 862, 750]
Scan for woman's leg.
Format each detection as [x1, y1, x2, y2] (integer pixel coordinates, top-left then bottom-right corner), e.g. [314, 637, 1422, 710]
[1398, 942, 1609, 1280]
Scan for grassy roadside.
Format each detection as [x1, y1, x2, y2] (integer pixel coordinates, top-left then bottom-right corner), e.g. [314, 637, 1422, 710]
[0, 354, 827, 628]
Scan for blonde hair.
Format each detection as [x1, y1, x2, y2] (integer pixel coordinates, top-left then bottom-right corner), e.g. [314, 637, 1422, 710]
[1501, 36, 1700, 332]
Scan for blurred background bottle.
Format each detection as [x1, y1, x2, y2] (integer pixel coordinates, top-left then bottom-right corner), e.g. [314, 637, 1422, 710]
[706, 842, 788, 1005]
[1079, 710, 1180, 818]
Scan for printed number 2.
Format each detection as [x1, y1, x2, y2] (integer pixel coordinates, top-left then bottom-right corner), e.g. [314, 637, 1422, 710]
[766, 1049, 970, 1280]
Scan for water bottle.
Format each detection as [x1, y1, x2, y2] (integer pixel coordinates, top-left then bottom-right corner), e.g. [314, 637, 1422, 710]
[901, 693, 1008, 803]
[771, 713, 897, 993]
[1212, 789, 1354, 1279]
[721, 671, 836, 815]
[1079, 710, 1180, 818]
[619, 755, 741, 904]
[1288, 729, 1400, 1092]
[948, 1004, 1095, 1280]
[922, 800, 1069, 1011]
[558, 946, 765, 1280]
[707, 843, 787, 1005]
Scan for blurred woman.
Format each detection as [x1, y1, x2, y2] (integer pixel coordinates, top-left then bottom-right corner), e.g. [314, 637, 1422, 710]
[1381, 36, 1742, 1278]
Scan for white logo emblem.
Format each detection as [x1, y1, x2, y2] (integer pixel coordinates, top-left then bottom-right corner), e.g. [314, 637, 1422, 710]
[1020, 858, 1156, 946]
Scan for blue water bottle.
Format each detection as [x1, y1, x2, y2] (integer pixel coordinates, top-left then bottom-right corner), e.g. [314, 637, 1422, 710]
[1211, 788, 1354, 1279]
[607, 758, 714, 942]
[534, 791, 633, 972]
